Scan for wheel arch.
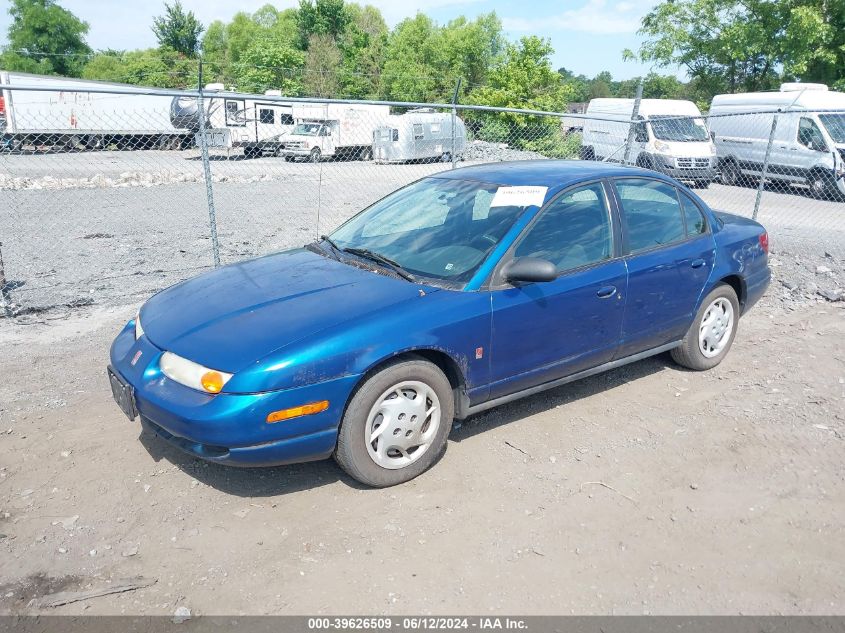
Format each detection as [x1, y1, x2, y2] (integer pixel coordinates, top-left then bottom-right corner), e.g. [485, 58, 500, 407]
[714, 274, 747, 311]
[343, 347, 470, 425]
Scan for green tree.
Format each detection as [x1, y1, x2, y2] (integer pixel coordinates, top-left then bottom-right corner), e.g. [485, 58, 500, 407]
[296, 0, 351, 49]
[303, 33, 342, 97]
[81, 50, 126, 82]
[636, 0, 840, 95]
[233, 37, 305, 94]
[152, 0, 203, 57]
[468, 36, 574, 152]
[0, 0, 90, 76]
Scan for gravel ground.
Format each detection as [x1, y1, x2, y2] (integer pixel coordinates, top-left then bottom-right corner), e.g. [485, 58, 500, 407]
[1, 144, 844, 616]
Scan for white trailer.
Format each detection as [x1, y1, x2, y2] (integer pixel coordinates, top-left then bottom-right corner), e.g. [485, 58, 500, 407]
[373, 109, 466, 163]
[0, 70, 192, 151]
[708, 83, 845, 199]
[280, 103, 390, 162]
[186, 85, 297, 158]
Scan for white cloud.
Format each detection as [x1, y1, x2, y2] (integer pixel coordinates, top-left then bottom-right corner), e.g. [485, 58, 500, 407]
[502, 0, 652, 35]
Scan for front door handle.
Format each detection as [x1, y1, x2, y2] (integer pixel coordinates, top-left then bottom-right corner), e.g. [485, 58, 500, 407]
[596, 285, 617, 298]
[691, 258, 706, 269]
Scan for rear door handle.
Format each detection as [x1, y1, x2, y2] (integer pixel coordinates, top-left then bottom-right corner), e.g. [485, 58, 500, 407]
[691, 258, 706, 269]
[596, 285, 616, 298]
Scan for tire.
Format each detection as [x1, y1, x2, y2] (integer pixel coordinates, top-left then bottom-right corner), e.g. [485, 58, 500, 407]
[579, 146, 595, 161]
[334, 357, 454, 487]
[807, 168, 837, 200]
[359, 146, 372, 161]
[691, 180, 711, 189]
[671, 283, 740, 371]
[720, 160, 741, 186]
[309, 147, 321, 163]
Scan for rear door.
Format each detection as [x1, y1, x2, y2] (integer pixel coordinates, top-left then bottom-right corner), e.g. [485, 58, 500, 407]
[488, 181, 627, 399]
[612, 178, 715, 358]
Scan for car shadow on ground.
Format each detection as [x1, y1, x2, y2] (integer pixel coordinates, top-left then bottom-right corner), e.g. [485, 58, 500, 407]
[138, 352, 677, 497]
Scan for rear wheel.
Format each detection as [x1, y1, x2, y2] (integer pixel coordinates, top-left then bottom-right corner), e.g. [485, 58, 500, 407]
[579, 146, 595, 161]
[335, 357, 453, 487]
[309, 147, 322, 163]
[721, 160, 742, 186]
[359, 146, 372, 161]
[671, 284, 740, 371]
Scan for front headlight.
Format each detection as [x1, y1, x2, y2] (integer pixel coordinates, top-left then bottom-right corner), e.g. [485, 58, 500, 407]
[160, 351, 233, 394]
[654, 140, 671, 153]
[134, 312, 144, 340]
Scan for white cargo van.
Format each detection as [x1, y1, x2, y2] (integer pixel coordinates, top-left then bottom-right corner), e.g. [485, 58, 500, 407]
[280, 103, 390, 162]
[708, 84, 845, 199]
[580, 98, 717, 187]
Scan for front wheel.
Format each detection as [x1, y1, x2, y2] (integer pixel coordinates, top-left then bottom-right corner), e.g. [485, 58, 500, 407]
[671, 284, 740, 371]
[309, 147, 322, 163]
[335, 357, 454, 487]
[807, 168, 838, 200]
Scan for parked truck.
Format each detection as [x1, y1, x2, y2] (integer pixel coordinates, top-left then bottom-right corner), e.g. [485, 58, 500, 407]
[708, 83, 845, 200]
[0, 70, 193, 152]
[279, 103, 390, 162]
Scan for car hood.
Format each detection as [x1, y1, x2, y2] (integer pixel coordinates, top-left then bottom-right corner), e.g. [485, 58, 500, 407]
[140, 248, 435, 373]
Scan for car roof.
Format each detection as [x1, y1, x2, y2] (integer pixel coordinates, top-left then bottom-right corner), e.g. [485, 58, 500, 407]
[431, 159, 660, 191]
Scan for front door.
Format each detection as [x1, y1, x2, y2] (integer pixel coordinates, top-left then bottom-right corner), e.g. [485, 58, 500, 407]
[611, 178, 715, 358]
[489, 182, 627, 400]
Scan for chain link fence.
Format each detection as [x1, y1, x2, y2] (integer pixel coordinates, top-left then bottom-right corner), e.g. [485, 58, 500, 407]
[1, 82, 843, 315]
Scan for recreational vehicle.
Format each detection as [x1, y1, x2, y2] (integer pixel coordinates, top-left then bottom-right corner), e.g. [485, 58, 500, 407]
[708, 83, 845, 199]
[373, 109, 466, 163]
[172, 85, 297, 157]
[279, 103, 390, 162]
[0, 70, 192, 151]
[580, 98, 717, 187]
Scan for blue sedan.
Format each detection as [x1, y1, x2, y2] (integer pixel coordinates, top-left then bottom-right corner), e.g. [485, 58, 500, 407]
[108, 160, 770, 487]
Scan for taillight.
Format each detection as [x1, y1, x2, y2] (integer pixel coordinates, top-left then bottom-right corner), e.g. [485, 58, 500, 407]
[0, 96, 5, 116]
[759, 231, 769, 255]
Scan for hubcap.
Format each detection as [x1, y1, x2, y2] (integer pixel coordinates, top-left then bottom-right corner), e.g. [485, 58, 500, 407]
[699, 297, 734, 358]
[365, 381, 441, 470]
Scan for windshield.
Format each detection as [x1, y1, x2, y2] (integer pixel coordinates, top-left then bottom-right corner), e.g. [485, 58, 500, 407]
[649, 116, 710, 142]
[819, 114, 845, 143]
[328, 177, 533, 284]
[293, 122, 323, 136]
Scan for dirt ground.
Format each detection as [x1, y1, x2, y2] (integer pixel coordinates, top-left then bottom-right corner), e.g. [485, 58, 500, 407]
[0, 294, 845, 615]
[1, 289, 844, 616]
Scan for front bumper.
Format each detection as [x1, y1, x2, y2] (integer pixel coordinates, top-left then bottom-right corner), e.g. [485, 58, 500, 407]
[109, 321, 360, 467]
[658, 164, 718, 181]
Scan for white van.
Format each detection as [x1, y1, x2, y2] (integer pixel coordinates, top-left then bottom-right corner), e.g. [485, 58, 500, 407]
[581, 98, 717, 187]
[279, 103, 389, 162]
[708, 84, 845, 199]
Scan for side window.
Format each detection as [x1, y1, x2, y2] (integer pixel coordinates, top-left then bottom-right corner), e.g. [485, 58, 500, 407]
[680, 193, 707, 236]
[798, 117, 827, 151]
[615, 178, 686, 253]
[514, 183, 612, 273]
[279, 113, 294, 126]
[259, 109, 274, 125]
[225, 100, 245, 127]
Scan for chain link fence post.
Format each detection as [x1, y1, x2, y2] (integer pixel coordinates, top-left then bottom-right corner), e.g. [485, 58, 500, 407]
[623, 79, 644, 166]
[753, 113, 779, 221]
[197, 61, 221, 267]
[451, 78, 462, 169]
[0, 241, 13, 317]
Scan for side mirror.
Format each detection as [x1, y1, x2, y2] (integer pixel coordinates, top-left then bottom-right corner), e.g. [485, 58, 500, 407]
[503, 257, 558, 283]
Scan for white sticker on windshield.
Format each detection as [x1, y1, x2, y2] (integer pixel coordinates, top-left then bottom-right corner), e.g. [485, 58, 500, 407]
[490, 186, 548, 208]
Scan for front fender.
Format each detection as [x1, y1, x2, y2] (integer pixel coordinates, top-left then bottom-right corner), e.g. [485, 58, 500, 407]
[224, 289, 493, 396]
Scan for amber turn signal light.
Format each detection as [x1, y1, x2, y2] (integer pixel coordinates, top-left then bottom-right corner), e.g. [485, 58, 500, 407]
[266, 400, 329, 423]
[200, 371, 226, 394]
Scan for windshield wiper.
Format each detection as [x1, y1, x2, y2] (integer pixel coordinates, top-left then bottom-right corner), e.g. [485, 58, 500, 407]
[342, 247, 416, 282]
[317, 235, 342, 260]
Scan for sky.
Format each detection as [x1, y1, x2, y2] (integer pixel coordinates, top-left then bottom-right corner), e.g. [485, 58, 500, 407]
[0, 0, 668, 80]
